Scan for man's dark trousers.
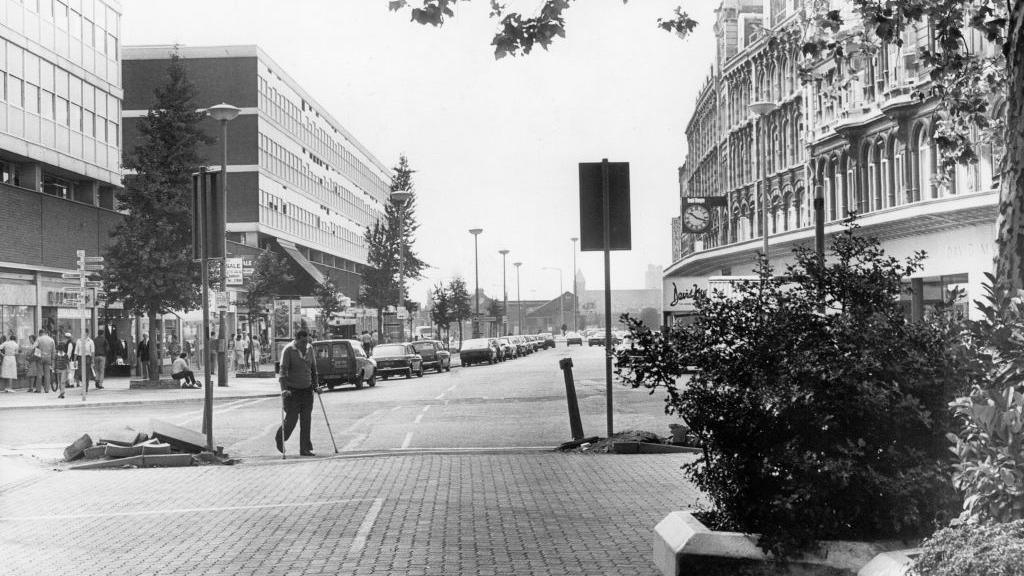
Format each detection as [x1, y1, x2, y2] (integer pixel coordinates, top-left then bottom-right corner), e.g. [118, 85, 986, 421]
[277, 388, 314, 453]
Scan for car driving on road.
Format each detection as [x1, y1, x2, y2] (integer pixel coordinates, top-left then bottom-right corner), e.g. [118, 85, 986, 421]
[565, 331, 583, 346]
[371, 343, 424, 379]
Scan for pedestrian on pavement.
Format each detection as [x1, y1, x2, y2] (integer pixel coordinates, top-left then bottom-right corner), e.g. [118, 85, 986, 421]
[36, 330, 55, 394]
[360, 330, 372, 356]
[233, 334, 245, 373]
[74, 331, 95, 390]
[171, 353, 199, 388]
[275, 329, 318, 456]
[137, 334, 151, 379]
[243, 334, 252, 372]
[0, 335, 18, 392]
[54, 334, 71, 398]
[251, 335, 262, 372]
[25, 335, 42, 393]
[93, 330, 109, 389]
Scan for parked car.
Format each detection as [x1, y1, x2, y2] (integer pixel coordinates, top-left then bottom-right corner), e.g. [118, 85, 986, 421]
[459, 338, 497, 366]
[587, 331, 622, 347]
[565, 331, 583, 346]
[539, 333, 555, 349]
[311, 339, 376, 390]
[411, 339, 451, 373]
[498, 337, 518, 359]
[371, 343, 424, 379]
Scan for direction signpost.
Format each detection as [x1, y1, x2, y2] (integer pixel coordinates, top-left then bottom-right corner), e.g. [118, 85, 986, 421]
[73, 250, 103, 402]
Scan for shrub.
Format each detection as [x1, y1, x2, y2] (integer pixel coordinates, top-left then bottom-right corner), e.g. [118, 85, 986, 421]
[909, 520, 1024, 576]
[616, 223, 962, 557]
[946, 276, 1024, 523]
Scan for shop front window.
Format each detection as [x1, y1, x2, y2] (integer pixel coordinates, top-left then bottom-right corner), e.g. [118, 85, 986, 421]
[1, 305, 36, 344]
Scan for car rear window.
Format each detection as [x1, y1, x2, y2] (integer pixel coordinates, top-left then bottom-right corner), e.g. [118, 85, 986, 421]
[375, 344, 406, 356]
[412, 342, 434, 352]
[331, 343, 351, 358]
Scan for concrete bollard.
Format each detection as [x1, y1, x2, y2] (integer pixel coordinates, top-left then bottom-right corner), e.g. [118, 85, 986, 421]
[559, 357, 584, 441]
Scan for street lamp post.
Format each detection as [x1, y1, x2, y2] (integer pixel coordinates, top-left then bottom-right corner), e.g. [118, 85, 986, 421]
[499, 249, 509, 336]
[206, 103, 240, 387]
[542, 267, 564, 333]
[570, 237, 578, 332]
[391, 189, 413, 342]
[513, 262, 522, 335]
[749, 101, 778, 259]
[469, 228, 483, 337]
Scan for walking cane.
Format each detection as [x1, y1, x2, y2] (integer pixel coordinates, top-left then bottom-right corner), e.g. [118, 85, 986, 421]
[280, 394, 287, 460]
[314, 386, 340, 454]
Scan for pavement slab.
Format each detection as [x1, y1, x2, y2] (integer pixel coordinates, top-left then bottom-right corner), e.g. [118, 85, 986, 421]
[0, 451, 701, 576]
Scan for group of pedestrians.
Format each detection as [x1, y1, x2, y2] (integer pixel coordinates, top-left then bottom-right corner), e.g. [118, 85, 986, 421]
[0, 329, 107, 397]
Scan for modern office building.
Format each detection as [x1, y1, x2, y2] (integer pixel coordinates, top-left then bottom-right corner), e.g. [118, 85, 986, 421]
[0, 0, 124, 346]
[664, 0, 1001, 323]
[122, 45, 391, 343]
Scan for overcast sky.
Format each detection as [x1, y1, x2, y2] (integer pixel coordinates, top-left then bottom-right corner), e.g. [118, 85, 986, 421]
[120, 0, 720, 303]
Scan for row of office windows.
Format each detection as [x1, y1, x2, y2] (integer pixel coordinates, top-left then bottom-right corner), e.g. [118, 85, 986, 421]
[257, 73, 389, 203]
[258, 188, 364, 252]
[0, 39, 120, 145]
[257, 132, 374, 228]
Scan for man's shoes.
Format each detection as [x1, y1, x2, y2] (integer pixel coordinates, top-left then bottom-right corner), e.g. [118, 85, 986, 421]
[275, 433, 284, 454]
[95, 384, 104, 389]
[57, 394, 65, 399]
[300, 451, 315, 457]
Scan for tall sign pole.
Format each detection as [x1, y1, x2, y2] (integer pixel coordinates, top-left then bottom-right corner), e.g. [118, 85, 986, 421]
[579, 159, 630, 440]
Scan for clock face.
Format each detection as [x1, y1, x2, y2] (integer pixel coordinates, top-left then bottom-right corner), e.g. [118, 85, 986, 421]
[682, 204, 711, 233]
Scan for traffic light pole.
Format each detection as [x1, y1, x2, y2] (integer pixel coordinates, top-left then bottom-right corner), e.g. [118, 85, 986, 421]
[198, 168, 214, 451]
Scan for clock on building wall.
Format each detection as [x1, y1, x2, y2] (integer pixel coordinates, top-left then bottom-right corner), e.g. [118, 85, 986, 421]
[680, 197, 727, 234]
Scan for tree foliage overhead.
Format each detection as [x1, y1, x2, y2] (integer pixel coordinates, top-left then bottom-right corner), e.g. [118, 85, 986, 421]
[388, 0, 696, 58]
[103, 52, 213, 318]
[314, 278, 347, 337]
[430, 282, 455, 338]
[244, 249, 295, 337]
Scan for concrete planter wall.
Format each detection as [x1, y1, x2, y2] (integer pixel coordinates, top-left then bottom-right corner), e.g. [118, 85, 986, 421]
[653, 511, 918, 576]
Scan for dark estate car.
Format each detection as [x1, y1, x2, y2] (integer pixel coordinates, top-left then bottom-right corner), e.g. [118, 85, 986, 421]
[539, 333, 555, 349]
[371, 343, 424, 379]
[587, 331, 621, 347]
[312, 339, 376, 390]
[411, 340, 451, 373]
[459, 338, 497, 366]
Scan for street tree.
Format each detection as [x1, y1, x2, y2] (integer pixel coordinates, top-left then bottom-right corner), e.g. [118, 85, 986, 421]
[448, 276, 473, 345]
[390, 0, 1024, 292]
[102, 53, 212, 380]
[314, 278, 347, 338]
[430, 283, 454, 343]
[242, 249, 295, 349]
[360, 155, 429, 334]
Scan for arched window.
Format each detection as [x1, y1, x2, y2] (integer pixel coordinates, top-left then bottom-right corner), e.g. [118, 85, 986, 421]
[887, 135, 900, 206]
[780, 118, 790, 167]
[730, 204, 740, 243]
[783, 189, 794, 231]
[839, 151, 850, 217]
[872, 138, 884, 211]
[771, 191, 783, 234]
[827, 158, 838, 221]
[794, 186, 805, 228]
[859, 142, 872, 212]
[916, 124, 935, 199]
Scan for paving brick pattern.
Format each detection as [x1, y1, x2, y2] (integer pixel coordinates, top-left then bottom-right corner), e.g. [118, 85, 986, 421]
[0, 452, 700, 575]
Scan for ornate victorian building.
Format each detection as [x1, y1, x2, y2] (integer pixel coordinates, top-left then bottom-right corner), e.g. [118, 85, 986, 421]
[665, 0, 1002, 322]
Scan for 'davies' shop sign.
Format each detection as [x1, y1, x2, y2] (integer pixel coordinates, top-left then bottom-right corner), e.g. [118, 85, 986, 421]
[46, 290, 93, 306]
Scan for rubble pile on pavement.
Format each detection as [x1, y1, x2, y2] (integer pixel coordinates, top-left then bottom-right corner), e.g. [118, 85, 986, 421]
[62, 418, 236, 470]
[558, 428, 700, 454]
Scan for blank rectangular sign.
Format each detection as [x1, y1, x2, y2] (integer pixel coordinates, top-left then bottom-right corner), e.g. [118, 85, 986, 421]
[579, 161, 631, 251]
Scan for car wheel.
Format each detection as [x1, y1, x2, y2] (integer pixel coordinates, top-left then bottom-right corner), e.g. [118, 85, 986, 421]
[406, 368, 412, 379]
[354, 378, 363, 389]
[445, 361, 451, 372]
[328, 382, 336, 391]
[382, 373, 389, 380]
[366, 371, 376, 387]
[488, 356, 494, 365]
[417, 366, 424, 377]
[437, 363, 444, 373]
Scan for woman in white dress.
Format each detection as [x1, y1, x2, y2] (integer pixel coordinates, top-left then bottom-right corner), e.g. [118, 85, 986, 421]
[1, 335, 20, 392]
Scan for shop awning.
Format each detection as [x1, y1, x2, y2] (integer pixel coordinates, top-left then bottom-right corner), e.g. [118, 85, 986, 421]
[277, 239, 327, 286]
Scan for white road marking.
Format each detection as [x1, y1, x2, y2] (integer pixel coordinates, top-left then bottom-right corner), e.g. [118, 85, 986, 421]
[342, 433, 367, 451]
[0, 498, 373, 521]
[413, 414, 423, 424]
[434, 393, 445, 400]
[347, 498, 384, 559]
[390, 405, 402, 412]
[446, 385, 456, 392]
[175, 397, 269, 426]
[421, 405, 431, 413]
[400, 432, 413, 449]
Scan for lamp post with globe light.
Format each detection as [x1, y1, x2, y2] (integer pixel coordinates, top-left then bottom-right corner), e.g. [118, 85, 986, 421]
[206, 103, 240, 387]
[570, 237, 578, 332]
[513, 261, 522, 335]
[498, 249, 509, 336]
[391, 188, 412, 342]
[469, 228, 483, 337]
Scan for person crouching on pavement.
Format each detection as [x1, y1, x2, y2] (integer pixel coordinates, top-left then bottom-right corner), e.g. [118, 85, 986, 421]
[171, 353, 199, 388]
[275, 330, 318, 456]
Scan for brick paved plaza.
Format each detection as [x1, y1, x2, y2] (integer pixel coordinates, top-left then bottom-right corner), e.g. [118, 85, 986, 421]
[1, 451, 700, 575]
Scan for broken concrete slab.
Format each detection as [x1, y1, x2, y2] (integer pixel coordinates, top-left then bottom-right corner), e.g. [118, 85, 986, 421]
[150, 419, 207, 453]
[98, 427, 141, 447]
[70, 453, 194, 470]
[82, 446, 108, 460]
[105, 444, 143, 458]
[63, 434, 93, 462]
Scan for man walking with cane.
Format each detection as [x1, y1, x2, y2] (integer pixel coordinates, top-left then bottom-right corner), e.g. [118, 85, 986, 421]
[275, 330, 317, 456]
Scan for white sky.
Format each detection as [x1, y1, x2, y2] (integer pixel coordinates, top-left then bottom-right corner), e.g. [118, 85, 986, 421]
[120, 0, 721, 303]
